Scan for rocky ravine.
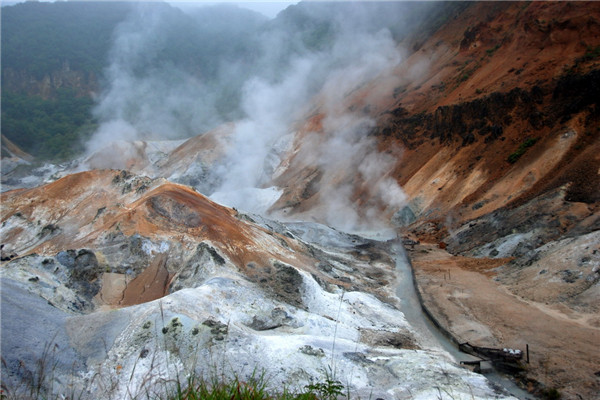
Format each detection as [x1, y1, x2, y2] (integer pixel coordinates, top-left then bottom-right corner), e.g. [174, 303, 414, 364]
[0, 170, 515, 399]
[257, 2, 600, 399]
[381, 3, 600, 399]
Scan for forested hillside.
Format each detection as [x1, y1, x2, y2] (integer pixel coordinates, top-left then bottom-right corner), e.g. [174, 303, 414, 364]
[1, 2, 133, 78]
[1, 1, 266, 160]
[1, 1, 459, 161]
[1, 2, 131, 159]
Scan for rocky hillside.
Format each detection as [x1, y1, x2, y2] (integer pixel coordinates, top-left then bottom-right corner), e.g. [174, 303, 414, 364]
[235, 1, 600, 397]
[374, 2, 599, 398]
[275, 1, 600, 227]
[1, 169, 515, 399]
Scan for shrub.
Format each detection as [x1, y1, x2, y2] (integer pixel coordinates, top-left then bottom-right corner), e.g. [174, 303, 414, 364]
[486, 44, 501, 56]
[581, 45, 600, 62]
[507, 137, 538, 164]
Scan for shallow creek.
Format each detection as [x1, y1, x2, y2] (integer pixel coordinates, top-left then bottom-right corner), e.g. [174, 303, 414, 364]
[284, 222, 532, 399]
[391, 240, 534, 400]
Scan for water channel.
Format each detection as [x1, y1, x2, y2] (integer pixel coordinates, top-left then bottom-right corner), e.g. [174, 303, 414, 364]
[392, 240, 534, 399]
[284, 222, 533, 399]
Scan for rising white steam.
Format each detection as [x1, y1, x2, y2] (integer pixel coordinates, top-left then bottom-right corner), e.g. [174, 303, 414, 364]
[209, 57, 316, 213]
[86, 3, 221, 165]
[315, 28, 406, 232]
[86, 2, 411, 232]
[258, 27, 407, 232]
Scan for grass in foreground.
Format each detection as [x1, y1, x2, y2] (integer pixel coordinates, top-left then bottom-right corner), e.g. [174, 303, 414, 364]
[2, 372, 347, 400]
[167, 372, 345, 400]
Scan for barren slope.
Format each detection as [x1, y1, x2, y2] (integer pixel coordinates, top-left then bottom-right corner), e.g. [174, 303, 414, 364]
[1, 169, 518, 399]
[266, 2, 600, 398]
[377, 2, 600, 398]
[1, 169, 386, 308]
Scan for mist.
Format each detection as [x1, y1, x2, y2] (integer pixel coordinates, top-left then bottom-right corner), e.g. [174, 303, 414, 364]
[86, 2, 266, 161]
[84, 1, 438, 232]
[270, 26, 407, 232]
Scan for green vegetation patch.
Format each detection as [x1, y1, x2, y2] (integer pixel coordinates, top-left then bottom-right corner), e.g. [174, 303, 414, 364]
[485, 44, 501, 57]
[1, 89, 96, 160]
[507, 137, 538, 164]
[168, 371, 345, 400]
[581, 45, 600, 62]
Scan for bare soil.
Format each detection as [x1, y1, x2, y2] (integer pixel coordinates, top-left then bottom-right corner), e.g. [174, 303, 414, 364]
[409, 243, 600, 400]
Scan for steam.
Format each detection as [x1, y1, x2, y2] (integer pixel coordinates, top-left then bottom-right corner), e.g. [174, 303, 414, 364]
[211, 23, 407, 231]
[85, 1, 418, 232]
[298, 104, 406, 232]
[208, 57, 316, 213]
[86, 3, 244, 162]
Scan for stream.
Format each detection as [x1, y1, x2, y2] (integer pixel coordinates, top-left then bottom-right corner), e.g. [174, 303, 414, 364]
[392, 240, 534, 400]
[282, 221, 533, 399]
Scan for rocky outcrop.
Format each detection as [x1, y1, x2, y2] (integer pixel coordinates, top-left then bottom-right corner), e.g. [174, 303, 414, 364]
[2, 63, 97, 99]
[376, 69, 599, 150]
[0, 170, 515, 400]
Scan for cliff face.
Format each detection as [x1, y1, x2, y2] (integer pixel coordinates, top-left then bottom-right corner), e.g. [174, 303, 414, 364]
[2, 64, 98, 99]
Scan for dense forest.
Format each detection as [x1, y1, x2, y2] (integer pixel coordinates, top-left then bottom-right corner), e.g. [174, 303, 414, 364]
[1, 1, 267, 160]
[1, 1, 459, 161]
[1, 2, 131, 160]
[2, 90, 95, 160]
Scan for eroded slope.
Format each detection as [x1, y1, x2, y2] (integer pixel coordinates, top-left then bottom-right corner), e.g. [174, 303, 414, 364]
[1, 169, 514, 399]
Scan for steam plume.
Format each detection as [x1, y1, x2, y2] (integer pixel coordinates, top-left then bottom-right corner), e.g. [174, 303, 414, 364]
[86, 1, 419, 232]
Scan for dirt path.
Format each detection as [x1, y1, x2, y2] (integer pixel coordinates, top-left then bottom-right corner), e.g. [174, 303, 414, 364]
[409, 243, 600, 400]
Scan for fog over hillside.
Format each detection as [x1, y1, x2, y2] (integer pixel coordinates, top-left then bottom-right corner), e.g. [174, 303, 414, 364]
[84, 1, 443, 230]
[1, 1, 454, 230]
